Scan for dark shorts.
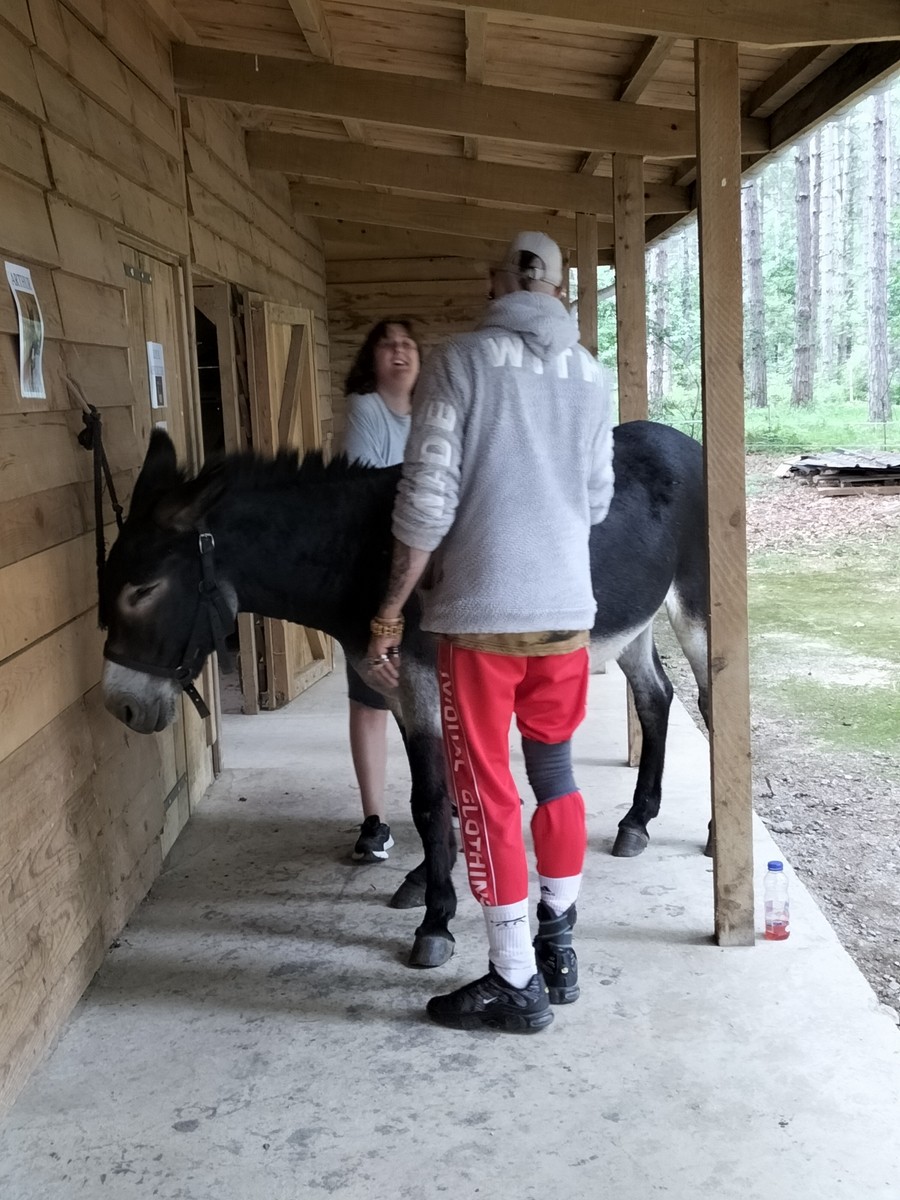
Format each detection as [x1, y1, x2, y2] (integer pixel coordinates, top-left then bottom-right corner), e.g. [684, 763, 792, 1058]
[346, 659, 390, 711]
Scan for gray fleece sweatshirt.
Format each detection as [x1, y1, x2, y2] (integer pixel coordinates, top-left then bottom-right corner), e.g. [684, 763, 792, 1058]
[392, 291, 615, 634]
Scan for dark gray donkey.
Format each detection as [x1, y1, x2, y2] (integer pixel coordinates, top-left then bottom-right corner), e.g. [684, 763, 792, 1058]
[100, 419, 709, 970]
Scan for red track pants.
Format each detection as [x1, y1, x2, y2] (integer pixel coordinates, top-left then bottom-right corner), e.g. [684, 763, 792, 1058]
[438, 640, 589, 907]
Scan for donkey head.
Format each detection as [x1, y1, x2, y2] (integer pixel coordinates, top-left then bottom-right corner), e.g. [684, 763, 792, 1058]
[101, 431, 235, 733]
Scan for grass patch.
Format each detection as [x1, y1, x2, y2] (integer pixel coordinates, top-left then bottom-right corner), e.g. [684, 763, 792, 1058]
[748, 549, 900, 757]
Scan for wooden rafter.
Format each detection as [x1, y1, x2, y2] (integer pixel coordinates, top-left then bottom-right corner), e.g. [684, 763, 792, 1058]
[744, 46, 839, 119]
[291, 183, 585, 246]
[364, 0, 900, 47]
[173, 47, 767, 160]
[286, 0, 332, 60]
[247, 133, 690, 216]
[465, 10, 488, 84]
[283, 0, 364, 146]
[463, 11, 488, 166]
[321, 220, 615, 266]
[769, 41, 900, 150]
[321, 221, 508, 261]
[143, 0, 199, 44]
[618, 36, 677, 102]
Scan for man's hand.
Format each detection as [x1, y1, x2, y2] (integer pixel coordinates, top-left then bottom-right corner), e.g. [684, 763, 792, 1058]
[365, 630, 402, 689]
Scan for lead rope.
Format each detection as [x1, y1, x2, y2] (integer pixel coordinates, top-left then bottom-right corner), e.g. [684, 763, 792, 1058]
[67, 377, 125, 621]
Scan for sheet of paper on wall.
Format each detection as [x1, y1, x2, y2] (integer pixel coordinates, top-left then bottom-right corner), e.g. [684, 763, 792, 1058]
[5, 262, 46, 400]
[146, 341, 168, 409]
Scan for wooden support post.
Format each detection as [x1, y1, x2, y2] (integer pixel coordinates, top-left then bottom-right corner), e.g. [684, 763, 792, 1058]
[613, 153, 648, 424]
[695, 39, 755, 946]
[575, 213, 598, 354]
[613, 153, 648, 763]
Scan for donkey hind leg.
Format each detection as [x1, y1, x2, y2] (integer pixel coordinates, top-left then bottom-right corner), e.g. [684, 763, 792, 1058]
[664, 583, 714, 857]
[386, 716, 429, 911]
[400, 731, 458, 967]
[611, 624, 674, 858]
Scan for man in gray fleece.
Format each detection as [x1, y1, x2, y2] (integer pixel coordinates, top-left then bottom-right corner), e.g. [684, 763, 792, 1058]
[367, 232, 615, 1033]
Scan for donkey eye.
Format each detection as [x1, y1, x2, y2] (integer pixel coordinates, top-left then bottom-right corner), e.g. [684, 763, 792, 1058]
[124, 582, 160, 608]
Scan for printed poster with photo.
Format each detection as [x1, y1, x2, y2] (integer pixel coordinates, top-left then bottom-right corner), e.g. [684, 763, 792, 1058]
[5, 262, 46, 399]
[146, 341, 168, 409]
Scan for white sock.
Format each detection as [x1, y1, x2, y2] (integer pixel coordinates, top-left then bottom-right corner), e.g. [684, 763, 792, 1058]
[538, 873, 581, 915]
[483, 901, 536, 988]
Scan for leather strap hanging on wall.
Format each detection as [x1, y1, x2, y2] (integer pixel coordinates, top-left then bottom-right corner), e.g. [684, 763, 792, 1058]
[67, 376, 125, 624]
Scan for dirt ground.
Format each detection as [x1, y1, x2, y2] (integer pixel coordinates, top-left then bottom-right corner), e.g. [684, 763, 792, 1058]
[655, 457, 900, 1025]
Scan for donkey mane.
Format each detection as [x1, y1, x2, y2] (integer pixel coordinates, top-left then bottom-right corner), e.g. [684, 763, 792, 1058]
[192, 449, 388, 494]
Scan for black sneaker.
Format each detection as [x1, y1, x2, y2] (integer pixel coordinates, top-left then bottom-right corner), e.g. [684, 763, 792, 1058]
[426, 965, 553, 1033]
[352, 815, 394, 862]
[533, 901, 579, 1005]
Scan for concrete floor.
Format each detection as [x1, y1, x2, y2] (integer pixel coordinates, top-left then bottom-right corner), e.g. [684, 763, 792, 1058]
[2, 662, 900, 1200]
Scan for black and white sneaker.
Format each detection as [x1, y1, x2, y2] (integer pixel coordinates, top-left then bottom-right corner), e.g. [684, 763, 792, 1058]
[352, 815, 394, 862]
[426, 965, 553, 1033]
[533, 901, 579, 1004]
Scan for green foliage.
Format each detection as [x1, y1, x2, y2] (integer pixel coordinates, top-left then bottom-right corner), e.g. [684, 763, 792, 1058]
[626, 85, 900, 445]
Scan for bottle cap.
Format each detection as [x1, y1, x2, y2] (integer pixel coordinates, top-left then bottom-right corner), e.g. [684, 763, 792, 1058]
[767, 860, 784, 871]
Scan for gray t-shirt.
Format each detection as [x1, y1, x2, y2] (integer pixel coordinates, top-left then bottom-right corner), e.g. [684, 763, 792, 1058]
[343, 391, 411, 468]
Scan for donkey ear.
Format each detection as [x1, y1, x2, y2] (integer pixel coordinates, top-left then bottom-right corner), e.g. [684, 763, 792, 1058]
[154, 464, 229, 533]
[129, 430, 181, 521]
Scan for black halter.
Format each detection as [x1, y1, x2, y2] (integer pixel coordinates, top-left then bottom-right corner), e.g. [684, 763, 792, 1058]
[103, 525, 235, 719]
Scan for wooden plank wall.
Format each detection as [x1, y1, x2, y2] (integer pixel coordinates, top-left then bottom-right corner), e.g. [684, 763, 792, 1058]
[0, 0, 332, 1115]
[326, 256, 486, 443]
[181, 96, 333, 450]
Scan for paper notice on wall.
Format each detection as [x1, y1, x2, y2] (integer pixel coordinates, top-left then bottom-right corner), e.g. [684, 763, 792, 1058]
[146, 341, 168, 408]
[5, 262, 46, 399]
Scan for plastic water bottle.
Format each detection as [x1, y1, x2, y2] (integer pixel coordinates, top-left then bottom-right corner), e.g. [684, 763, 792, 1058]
[764, 860, 790, 941]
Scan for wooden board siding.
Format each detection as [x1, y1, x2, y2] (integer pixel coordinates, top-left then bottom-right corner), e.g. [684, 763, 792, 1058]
[326, 256, 485, 441]
[181, 96, 333, 435]
[0, 0, 332, 1117]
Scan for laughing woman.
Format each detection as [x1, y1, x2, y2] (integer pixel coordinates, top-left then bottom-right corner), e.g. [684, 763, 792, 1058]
[342, 318, 421, 862]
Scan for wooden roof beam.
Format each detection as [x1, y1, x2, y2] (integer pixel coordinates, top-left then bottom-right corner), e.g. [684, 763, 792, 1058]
[321, 221, 614, 266]
[618, 36, 677, 102]
[322, 221, 506, 262]
[284, 0, 366, 145]
[769, 41, 900, 150]
[292, 183, 591, 247]
[286, 0, 332, 60]
[463, 11, 488, 162]
[247, 133, 690, 216]
[388, 1, 900, 47]
[579, 36, 674, 173]
[744, 46, 839, 119]
[173, 46, 768, 160]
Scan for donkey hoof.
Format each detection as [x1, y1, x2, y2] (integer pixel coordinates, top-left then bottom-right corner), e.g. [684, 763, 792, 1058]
[612, 826, 649, 857]
[408, 933, 455, 969]
[389, 877, 427, 909]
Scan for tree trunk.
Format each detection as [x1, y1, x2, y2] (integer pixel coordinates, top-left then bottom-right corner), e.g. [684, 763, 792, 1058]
[819, 121, 837, 377]
[837, 117, 858, 368]
[811, 128, 822, 367]
[649, 243, 670, 404]
[742, 177, 767, 408]
[868, 92, 891, 422]
[791, 138, 814, 407]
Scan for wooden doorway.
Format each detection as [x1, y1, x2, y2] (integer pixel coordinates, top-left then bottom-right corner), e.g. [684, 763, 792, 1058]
[122, 242, 215, 850]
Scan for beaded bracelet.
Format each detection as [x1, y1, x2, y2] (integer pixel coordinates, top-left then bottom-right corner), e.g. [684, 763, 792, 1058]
[370, 614, 405, 638]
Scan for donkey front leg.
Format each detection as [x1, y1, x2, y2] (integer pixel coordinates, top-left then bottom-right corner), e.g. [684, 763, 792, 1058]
[612, 627, 674, 857]
[403, 730, 458, 967]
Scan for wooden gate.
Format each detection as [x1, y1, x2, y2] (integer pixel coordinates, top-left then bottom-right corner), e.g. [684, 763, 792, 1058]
[248, 299, 332, 707]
